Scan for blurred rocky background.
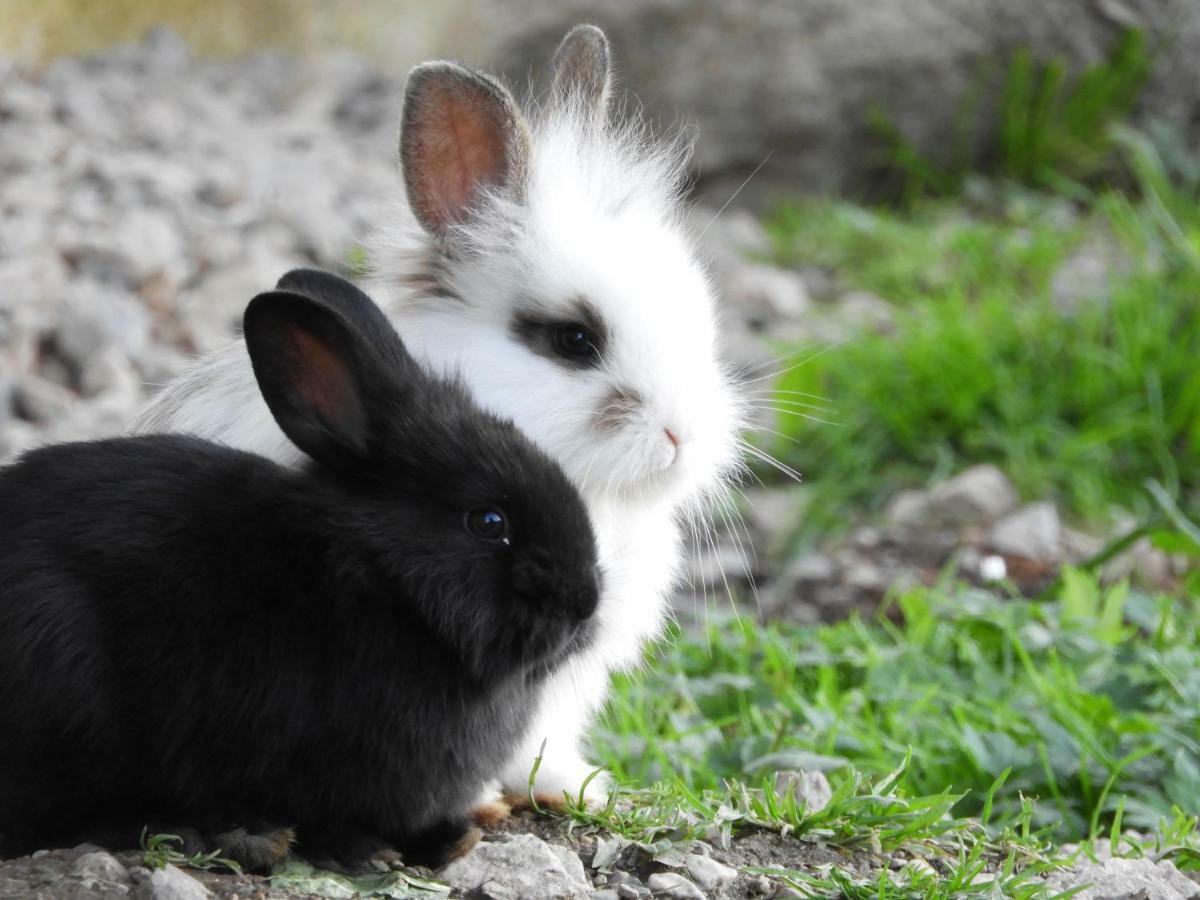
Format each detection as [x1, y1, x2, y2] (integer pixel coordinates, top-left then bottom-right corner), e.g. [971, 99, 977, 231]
[5, 1, 1199, 204]
[1, 2, 1196, 627]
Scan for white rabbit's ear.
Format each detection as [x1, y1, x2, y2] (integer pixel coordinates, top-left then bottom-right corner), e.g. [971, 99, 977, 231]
[401, 62, 531, 237]
[551, 24, 611, 124]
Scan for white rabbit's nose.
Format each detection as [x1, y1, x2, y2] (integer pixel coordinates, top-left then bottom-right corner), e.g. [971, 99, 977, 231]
[664, 427, 681, 448]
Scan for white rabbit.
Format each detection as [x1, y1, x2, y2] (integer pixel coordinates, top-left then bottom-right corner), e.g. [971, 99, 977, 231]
[134, 24, 744, 807]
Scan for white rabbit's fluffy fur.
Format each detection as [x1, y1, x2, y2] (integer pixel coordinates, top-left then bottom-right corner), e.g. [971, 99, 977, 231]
[134, 25, 744, 804]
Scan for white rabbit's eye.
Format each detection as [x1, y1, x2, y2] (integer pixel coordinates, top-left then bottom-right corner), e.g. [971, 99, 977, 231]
[553, 323, 600, 362]
[466, 508, 510, 544]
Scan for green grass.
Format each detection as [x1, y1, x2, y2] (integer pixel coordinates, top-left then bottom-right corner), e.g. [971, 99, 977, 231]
[141, 829, 242, 874]
[764, 131, 1200, 538]
[569, 568, 1199, 895]
[872, 29, 1150, 202]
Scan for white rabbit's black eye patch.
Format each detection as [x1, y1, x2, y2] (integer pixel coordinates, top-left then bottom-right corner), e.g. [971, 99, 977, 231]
[510, 298, 607, 370]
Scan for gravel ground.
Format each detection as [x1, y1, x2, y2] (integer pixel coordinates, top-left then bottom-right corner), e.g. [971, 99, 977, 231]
[2, 814, 1196, 899]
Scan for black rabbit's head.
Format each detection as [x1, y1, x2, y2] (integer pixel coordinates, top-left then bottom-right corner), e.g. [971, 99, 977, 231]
[245, 270, 600, 683]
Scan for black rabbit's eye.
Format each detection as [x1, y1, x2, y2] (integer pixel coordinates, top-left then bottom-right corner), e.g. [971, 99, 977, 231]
[465, 508, 509, 544]
[553, 323, 599, 361]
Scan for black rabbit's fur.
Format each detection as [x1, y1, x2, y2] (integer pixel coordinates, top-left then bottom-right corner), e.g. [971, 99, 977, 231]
[0, 270, 600, 871]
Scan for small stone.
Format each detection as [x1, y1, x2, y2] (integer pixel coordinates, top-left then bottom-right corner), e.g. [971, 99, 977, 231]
[851, 526, 882, 550]
[1062, 527, 1105, 564]
[0, 420, 40, 464]
[836, 290, 895, 334]
[843, 559, 886, 593]
[684, 853, 737, 891]
[727, 263, 812, 324]
[617, 884, 651, 900]
[1051, 233, 1127, 314]
[989, 502, 1062, 562]
[439, 835, 592, 900]
[646, 872, 705, 899]
[979, 554, 1008, 582]
[741, 486, 808, 558]
[132, 864, 211, 900]
[591, 891, 622, 900]
[904, 859, 937, 879]
[688, 543, 754, 588]
[925, 465, 1020, 528]
[55, 283, 152, 372]
[690, 207, 772, 267]
[113, 208, 190, 290]
[608, 871, 641, 889]
[80, 346, 143, 401]
[1043, 856, 1199, 899]
[1132, 543, 1173, 586]
[14, 376, 76, 423]
[784, 553, 836, 584]
[885, 489, 929, 530]
[774, 770, 833, 813]
[72, 851, 130, 884]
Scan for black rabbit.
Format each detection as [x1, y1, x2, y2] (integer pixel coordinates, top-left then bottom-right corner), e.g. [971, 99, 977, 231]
[0, 270, 600, 872]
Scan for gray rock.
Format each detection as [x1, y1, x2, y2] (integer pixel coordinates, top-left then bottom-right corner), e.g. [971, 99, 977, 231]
[989, 502, 1063, 562]
[131, 865, 211, 900]
[0, 420, 40, 464]
[71, 851, 130, 885]
[687, 543, 755, 589]
[774, 769, 833, 813]
[481, 1, 1200, 205]
[645, 872, 706, 899]
[55, 284, 152, 372]
[683, 854, 737, 892]
[1132, 541, 1173, 585]
[885, 489, 932, 531]
[1062, 527, 1106, 564]
[741, 486, 809, 556]
[842, 556, 887, 593]
[178, 249, 309, 354]
[591, 891, 622, 900]
[14, 376, 76, 423]
[835, 291, 895, 335]
[725, 264, 812, 326]
[0, 376, 13, 426]
[0, 250, 71, 310]
[690, 207, 773, 270]
[925, 465, 1020, 528]
[785, 553, 836, 585]
[1043, 857, 1200, 899]
[1051, 232, 1130, 314]
[112, 208, 190, 289]
[440, 835, 592, 900]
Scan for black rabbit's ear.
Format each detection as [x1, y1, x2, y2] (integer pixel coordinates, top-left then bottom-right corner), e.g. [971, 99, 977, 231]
[400, 61, 532, 236]
[273, 270, 405, 360]
[244, 291, 380, 469]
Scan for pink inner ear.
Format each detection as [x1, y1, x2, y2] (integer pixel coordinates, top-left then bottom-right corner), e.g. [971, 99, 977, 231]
[287, 326, 358, 432]
[411, 83, 511, 231]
